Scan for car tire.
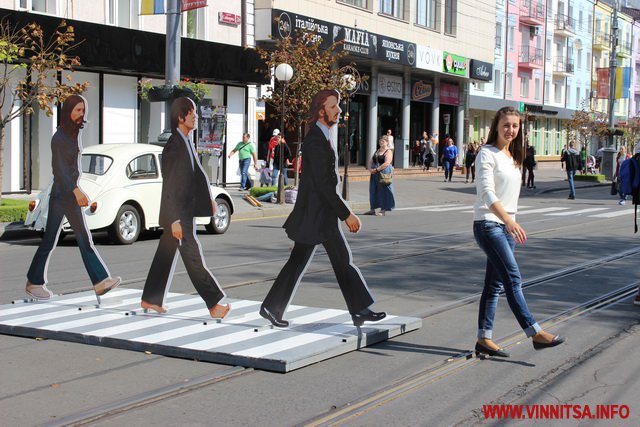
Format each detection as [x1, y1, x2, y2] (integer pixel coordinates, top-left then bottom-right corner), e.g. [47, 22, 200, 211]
[205, 198, 230, 234]
[109, 204, 141, 244]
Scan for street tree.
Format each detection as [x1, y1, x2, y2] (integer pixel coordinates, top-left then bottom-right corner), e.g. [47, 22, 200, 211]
[564, 104, 608, 157]
[255, 29, 366, 185]
[0, 19, 88, 199]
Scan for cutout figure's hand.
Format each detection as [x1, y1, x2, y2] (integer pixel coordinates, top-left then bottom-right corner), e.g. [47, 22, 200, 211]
[171, 222, 183, 242]
[73, 188, 89, 207]
[344, 214, 361, 233]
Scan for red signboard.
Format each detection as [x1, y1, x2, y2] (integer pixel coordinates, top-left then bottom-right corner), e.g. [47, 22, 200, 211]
[181, 0, 207, 12]
[219, 11, 241, 26]
[439, 83, 459, 105]
[596, 68, 609, 99]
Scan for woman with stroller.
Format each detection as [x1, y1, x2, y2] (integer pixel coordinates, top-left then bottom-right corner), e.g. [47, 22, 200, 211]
[364, 137, 395, 216]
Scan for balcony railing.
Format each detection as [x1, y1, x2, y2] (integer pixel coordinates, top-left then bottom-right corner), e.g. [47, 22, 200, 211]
[593, 32, 611, 49]
[617, 40, 632, 56]
[520, 0, 545, 24]
[554, 14, 575, 34]
[519, 46, 544, 67]
[553, 59, 575, 74]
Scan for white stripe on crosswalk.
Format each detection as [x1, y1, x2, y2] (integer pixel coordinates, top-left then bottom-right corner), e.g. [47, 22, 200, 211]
[394, 204, 459, 211]
[517, 207, 570, 215]
[589, 209, 634, 218]
[547, 207, 609, 216]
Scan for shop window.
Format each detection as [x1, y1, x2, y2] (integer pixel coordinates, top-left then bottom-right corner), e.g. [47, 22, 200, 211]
[444, 0, 457, 36]
[380, 0, 405, 20]
[416, 0, 440, 31]
[19, 0, 58, 14]
[126, 155, 158, 180]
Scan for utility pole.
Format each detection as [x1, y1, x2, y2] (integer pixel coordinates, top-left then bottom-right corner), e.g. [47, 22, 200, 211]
[159, 0, 182, 142]
[607, 0, 619, 148]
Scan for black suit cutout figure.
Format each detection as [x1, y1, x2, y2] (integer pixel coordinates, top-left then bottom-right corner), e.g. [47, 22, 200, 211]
[141, 97, 229, 318]
[260, 90, 385, 328]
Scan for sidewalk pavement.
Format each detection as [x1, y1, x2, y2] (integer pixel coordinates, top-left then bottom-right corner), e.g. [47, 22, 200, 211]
[0, 166, 609, 239]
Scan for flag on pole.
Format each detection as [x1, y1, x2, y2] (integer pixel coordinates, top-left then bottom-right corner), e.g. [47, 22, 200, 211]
[614, 67, 631, 99]
[140, 0, 164, 15]
[596, 68, 609, 99]
[182, 0, 207, 12]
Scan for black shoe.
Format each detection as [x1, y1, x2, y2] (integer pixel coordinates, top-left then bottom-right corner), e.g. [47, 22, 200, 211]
[351, 308, 386, 326]
[532, 335, 566, 350]
[475, 342, 510, 358]
[568, 195, 575, 200]
[259, 305, 289, 328]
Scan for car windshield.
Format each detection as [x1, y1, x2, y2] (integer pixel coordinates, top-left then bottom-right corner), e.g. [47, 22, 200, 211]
[82, 154, 113, 176]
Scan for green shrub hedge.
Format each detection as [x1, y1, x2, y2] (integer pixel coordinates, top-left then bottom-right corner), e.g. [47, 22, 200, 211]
[575, 174, 605, 182]
[0, 198, 29, 222]
[249, 186, 278, 197]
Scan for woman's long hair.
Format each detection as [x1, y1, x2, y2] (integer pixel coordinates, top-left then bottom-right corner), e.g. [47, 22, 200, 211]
[485, 106, 525, 166]
[59, 95, 86, 138]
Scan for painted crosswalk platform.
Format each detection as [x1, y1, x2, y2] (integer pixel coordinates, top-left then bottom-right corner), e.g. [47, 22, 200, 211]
[0, 288, 421, 373]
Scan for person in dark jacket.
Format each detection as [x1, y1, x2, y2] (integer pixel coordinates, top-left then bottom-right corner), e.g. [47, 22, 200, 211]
[259, 89, 386, 328]
[26, 95, 121, 301]
[141, 97, 230, 319]
[561, 142, 581, 199]
[465, 142, 477, 183]
[522, 145, 536, 189]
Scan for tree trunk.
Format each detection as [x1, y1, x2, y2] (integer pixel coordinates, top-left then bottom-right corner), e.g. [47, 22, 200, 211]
[0, 124, 4, 201]
[294, 123, 302, 187]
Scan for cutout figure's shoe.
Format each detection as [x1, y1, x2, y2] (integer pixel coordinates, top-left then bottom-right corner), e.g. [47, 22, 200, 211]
[351, 308, 386, 326]
[259, 305, 289, 328]
[141, 300, 167, 314]
[25, 281, 53, 300]
[210, 303, 231, 319]
[532, 335, 566, 350]
[475, 342, 510, 358]
[94, 276, 122, 296]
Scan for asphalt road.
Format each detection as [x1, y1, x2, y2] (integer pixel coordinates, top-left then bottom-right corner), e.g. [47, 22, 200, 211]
[0, 174, 638, 426]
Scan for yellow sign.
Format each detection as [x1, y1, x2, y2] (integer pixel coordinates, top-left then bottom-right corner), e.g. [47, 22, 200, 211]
[256, 112, 266, 120]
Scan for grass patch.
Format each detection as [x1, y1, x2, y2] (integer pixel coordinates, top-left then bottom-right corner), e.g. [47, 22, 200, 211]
[249, 185, 296, 198]
[0, 198, 29, 222]
[575, 174, 606, 183]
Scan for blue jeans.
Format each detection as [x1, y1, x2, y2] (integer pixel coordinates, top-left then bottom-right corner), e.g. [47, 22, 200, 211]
[443, 158, 455, 180]
[271, 167, 288, 186]
[473, 220, 541, 339]
[239, 158, 250, 189]
[566, 169, 576, 197]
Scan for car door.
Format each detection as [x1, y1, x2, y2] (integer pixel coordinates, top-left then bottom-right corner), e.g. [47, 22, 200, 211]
[125, 153, 162, 227]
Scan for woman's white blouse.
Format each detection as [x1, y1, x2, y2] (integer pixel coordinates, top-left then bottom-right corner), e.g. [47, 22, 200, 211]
[473, 144, 521, 223]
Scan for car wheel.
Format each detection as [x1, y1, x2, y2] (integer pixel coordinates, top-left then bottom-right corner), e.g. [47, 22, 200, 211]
[109, 204, 141, 244]
[205, 198, 230, 234]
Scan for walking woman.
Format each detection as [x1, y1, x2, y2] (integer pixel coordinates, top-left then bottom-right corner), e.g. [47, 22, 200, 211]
[364, 137, 395, 216]
[443, 138, 458, 182]
[464, 142, 477, 183]
[473, 106, 565, 357]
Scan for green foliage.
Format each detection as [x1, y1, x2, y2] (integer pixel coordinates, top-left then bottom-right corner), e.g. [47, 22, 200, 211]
[137, 78, 209, 103]
[574, 174, 605, 182]
[0, 198, 28, 222]
[249, 186, 277, 197]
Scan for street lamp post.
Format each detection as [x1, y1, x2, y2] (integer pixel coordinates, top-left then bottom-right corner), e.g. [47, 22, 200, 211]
[275, 63, 293, 204]
[340, 67, 360, 200]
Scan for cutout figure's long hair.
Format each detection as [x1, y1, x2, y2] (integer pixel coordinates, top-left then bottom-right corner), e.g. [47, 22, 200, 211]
[306, 89, 340, 134]
[59, 95, 86, 138]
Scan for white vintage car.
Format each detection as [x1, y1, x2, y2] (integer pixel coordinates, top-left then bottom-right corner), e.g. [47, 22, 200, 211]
[25, 143, 234, 244]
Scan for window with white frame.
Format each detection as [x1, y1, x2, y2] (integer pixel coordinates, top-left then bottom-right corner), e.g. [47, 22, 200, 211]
[416, 0, 440, 31]
[554, 80, 562, 103]
[339, 0, 369, 8]
[520, 74, 529, 97]
[444, 0, 457, 35]
[19, 0, 58, 14]
[107, 0, 137, 29]
[546, 38, 552, 60]
[578, 10, 583, 31]
[381, 0, 404, 19]
[183, 8, 205, 39]
[544, 80, 550, 101]
[576, 48, 582, 69]
[494, 69, 502, 95]
[588, 14, 592, 33]
[575, 87, 580, 106]
[535, 78, 541, 100]
[507, 25, 515, 51]
[505, 72, 513, 97]
[495, 21, 503, 49]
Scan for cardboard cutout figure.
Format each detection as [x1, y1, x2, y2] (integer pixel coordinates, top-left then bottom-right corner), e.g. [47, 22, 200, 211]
[141, 97, 230, 319]
[259, 89, 386, 328]
[26, 95, 121, 302]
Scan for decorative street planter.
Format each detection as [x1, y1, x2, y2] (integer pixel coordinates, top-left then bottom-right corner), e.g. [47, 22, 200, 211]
[144, 85, 197, 103]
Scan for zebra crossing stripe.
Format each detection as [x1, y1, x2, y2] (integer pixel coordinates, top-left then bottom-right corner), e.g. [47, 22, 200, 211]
[517, 207, 570, 215]
[547, 207, 609, 216]
[589, 209, 634, 218]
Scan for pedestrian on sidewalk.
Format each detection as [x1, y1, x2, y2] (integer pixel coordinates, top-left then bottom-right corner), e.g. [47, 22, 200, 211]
[465, 142, 477, 183]
[228, 133, 258, 190]
[412, 140, 422, 167]
[271, 135, 292, 186]
[424, 133, 437, 171]
[365, 137, 395, 216]
[614, 145, 630, 205]
[561, 142, 581, 200]
[473, 106, 565, 358]
[419, 132, 428, 167]
[259, 89, 385, 329]
[443, 138, 458, 182]
[522, 145, 536, 189]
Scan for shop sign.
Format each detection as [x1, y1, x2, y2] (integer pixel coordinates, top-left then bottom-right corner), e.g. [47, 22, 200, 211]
[440, 83, 459, 105]
[411, 80, 434, 102]
[218, 12, 241, 26]
[469, 59, 492, 81]
[377, 35, 416, 66]
[356, 70, 372, 95]
[378, 73, 403, 99]
[333, 25, 376, 58]
[416, 45, 442, 72]
[272, 10, 332, 48]
[443, 52, 468, 77]
[182, 0, 207, 13]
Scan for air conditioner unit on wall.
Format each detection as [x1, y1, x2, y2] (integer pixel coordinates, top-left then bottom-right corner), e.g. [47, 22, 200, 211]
[532, 26, 542, 36]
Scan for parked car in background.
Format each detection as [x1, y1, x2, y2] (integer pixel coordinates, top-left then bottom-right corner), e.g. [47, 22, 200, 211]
[25, 144, 234, 244]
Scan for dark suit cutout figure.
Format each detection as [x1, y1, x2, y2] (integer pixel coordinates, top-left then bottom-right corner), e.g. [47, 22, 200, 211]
[141, 97, 230, 319]
[26, 95, 121, 302]
[260, 89, 386, 328]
